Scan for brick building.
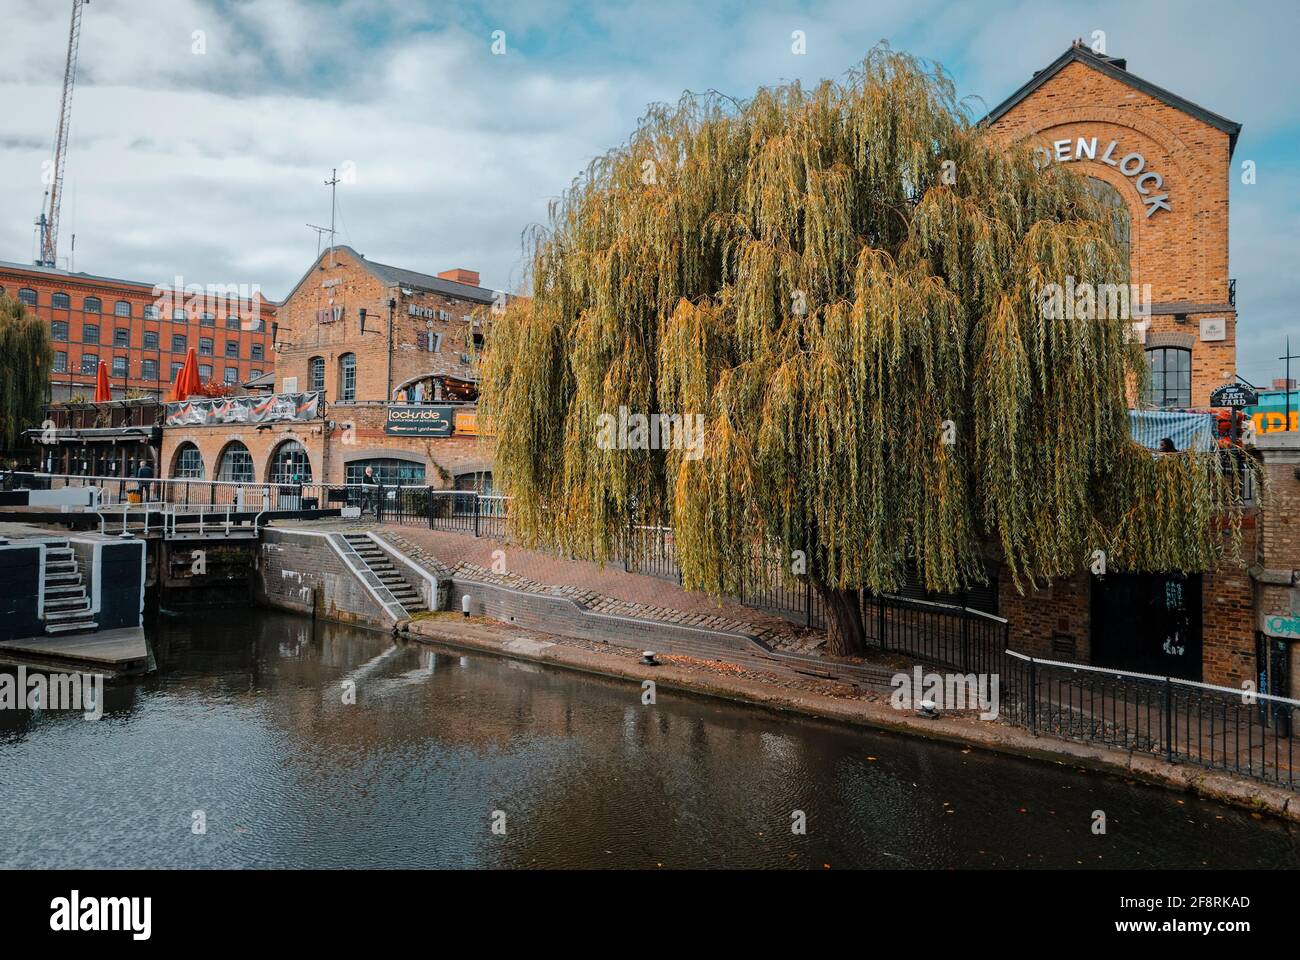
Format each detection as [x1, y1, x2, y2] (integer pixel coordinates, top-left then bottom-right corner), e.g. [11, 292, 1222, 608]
[158, 246, 501, 491]
[0, 258, 275, 402]
[986, 42, 1241, 409]
[978, 43, 1271, 689]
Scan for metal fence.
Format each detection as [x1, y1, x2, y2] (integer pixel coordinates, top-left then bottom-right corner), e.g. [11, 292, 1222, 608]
[1002, 652, 1298, 788]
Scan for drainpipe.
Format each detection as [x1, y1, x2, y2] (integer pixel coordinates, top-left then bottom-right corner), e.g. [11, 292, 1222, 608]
[386, 295, 396, 402]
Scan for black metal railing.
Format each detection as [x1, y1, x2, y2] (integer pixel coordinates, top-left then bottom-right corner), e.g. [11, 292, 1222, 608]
[1002, 652, 1297, 788]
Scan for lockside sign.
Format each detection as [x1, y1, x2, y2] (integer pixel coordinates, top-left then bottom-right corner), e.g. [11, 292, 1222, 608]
[384, 404, 454, 436]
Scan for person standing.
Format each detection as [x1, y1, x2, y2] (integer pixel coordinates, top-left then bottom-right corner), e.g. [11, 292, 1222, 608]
[136, 459, 155, 501]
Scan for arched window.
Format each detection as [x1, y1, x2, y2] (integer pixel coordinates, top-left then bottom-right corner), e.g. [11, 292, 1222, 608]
[83, 296, 102, 313]
[269, 440, 312, 484]
[309, 356, 325, 393]
[216, 441, 255, 483]
[17, 288, 37, 306]
[51, 292, 71, 309]
[1088, 177, 1131, 268]
[345, 458, 424, 486]
[114, 300, 132, 317]
[172, 443, 204, 479]
[338, 353, 356, 401]
[1146, 347, 1191, 408]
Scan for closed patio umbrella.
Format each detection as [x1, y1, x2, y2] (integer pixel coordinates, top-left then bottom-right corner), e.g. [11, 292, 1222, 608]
[93, 361, 112, 403]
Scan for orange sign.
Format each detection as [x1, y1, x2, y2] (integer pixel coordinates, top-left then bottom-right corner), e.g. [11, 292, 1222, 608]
[454, 409, 495, 436]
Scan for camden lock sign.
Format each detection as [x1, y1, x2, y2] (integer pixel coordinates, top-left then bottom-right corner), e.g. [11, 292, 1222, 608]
[1210, 383, 1259, 409]
[1034, 135, 1172, 218]
[385, 404, 454, 436]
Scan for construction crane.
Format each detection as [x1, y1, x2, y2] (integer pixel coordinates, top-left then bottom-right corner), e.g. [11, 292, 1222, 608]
[35, 0, 89, 268]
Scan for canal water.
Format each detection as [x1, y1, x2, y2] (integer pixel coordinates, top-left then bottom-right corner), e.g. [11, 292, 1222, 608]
[1, 610, 1297, 869]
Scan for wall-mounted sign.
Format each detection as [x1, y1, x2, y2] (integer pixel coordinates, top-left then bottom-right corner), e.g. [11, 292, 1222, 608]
[1034, 135, 1171, 217]
[385, 404, 454, 436]
[1261, 613, 1300, 639]
[1200, 317, 1226, 342]
[165, 392, 321, 426]
[454, 409, 494, 436]
[1210, 383, 1259, 408]
[408, 304, 452, 321]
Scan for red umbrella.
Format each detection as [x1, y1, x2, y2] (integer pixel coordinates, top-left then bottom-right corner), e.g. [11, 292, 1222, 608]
[93, 361, 112, 403]
[169, 347, 202, 401]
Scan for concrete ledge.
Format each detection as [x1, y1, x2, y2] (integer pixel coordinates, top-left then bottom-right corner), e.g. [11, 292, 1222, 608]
[405, 616, 1299, 824]
[449, 576, 764, 655]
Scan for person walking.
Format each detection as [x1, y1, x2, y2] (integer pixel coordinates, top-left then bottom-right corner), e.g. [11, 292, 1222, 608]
[361, 465, 379, 516]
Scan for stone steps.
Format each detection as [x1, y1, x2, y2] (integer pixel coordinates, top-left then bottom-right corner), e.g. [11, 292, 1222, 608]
[342, 535, 427, 615]
[40, 544, 97, 636]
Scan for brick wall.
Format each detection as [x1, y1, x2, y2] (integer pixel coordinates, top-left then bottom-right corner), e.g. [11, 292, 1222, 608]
[257, 528, 393, 627]
[999, 570, 1091, 660]
[0, 262, 275, 401]
[274, 248, 495, 403]
[989, 57, 1237, 407]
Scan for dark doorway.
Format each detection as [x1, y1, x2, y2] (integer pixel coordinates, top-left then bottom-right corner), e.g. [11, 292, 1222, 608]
[1090, 572, 1202, 680]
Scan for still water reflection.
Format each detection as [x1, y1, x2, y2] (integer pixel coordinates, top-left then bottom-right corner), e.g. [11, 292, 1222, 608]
[0, 610, 1296, 869]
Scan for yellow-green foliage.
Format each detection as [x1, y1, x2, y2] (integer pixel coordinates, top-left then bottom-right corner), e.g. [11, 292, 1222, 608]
[0, 294, 53, 452]
[481, 47, 1252, 598]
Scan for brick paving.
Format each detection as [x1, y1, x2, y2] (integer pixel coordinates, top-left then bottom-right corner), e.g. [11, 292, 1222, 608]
[377, 525, 825, 650]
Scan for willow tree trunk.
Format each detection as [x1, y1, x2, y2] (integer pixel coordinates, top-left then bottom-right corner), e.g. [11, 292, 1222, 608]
[813, 582, 867, 658]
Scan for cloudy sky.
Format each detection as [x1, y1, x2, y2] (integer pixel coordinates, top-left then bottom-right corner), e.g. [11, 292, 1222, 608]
[2, 0, 1296, 383]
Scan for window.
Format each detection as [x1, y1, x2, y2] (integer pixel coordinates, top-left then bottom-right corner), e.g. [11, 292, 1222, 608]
[113, 328, 130, 347]
[199, 337, 213, 356]
[1146, 347, 1192, 408]
[199, 364, 213, 380]
[1088, 177, 1131, 268]
[224, 367, 238, 384]
[112, 356, 128, 377]
[226, 315, 241, 330]
[170, 362, 183, 379]
[216, 441, 254, 483]
[225, 340, 239, 358]
[142, 358, 158, 381]
[143, 330, 159, 349]
[172, 334, 187, 353]
[53, 351, 67, 373]
[173, 443, 204, 479]
[84, 297, 101, 313]
[309, 356, 325, 393]
[200, 312, 215, 326]
[270, 441, 312, 484]
[114, 300, 131, 317]
[172, 308, 186, 321]
[18, 288, 37, 306]
[338, 353, 356, 401]
[250, 369, 263, 379]
[251, 343, 264, 361]
[52, 292, 71, 309]
[454, 471, 494, 496]
[51, 321, 69, 341]
[83, 324, 100, 344]
[143, 304, 159, 319]
[80, 353, 99, 375]
[345, 458, 424, 486]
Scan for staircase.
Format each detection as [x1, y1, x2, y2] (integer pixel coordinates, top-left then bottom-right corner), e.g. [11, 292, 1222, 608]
[341, 534, 427, 616]
[40, 540, 97, 635]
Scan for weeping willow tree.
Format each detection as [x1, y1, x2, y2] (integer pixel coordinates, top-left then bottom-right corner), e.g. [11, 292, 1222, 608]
[480, 47, 1253, 656]
[0, 293, 53, 454]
